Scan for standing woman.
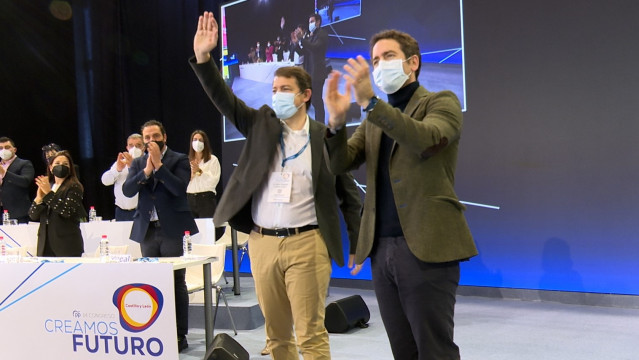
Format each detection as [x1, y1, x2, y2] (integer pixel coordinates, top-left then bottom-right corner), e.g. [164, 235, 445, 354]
[187, 130, 221, 219]
[29, 150, 86, 257]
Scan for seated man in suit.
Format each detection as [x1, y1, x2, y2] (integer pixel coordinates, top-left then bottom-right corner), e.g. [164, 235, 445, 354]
[0, 137, 35, 223]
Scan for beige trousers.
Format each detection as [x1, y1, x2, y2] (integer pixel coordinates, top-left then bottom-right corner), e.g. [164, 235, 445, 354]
[249, 229, 332, 360]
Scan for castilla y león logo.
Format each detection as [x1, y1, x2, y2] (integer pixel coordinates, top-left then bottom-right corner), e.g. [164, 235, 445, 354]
[112, 284, 164, 332]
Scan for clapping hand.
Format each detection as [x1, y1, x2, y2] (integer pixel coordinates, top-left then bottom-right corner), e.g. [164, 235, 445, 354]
[116, 152, 132, 171]
[34, 175, 51, 203]
[342, 55, 376, 107]
[143, 142, 162, 176]
[190, 160, 201, 176]
[325, 71, 352, 130]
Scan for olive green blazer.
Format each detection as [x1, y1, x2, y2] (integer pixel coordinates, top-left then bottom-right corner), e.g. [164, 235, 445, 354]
[326, 86, 477, 264]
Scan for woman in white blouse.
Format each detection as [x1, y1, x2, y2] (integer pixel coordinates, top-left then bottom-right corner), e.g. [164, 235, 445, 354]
[187, 130, 221, 220]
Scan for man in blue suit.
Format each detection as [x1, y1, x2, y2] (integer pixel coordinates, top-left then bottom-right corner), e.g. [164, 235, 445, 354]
[0, 137, 35, 224]
[122, 120, 198, 352]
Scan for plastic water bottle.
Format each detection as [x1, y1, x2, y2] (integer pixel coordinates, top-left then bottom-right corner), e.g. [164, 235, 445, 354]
[182, 231, 192, 257]
[0, 236, 6, 257]
[100, 235, 110, 262]
[2, 210, 9, 226]
[88, 206, 97, 222]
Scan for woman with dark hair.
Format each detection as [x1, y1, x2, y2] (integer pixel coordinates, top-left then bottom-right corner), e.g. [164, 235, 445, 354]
[29, 150, 86, 257]
[186, 130, 221, 219]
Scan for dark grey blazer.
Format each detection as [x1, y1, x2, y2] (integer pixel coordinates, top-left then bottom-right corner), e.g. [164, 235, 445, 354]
[189, 57, 361, 267]
[0, 157, 34, 219]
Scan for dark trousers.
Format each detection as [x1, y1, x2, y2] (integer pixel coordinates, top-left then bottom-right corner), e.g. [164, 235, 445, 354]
[114, 206, 136, 222]
[187, 191, 217, 218]
[371, 236, 460, 360]
[187, 192, 225, 240]
[141, 223, 189, 336]
[311, 78, 326, 124]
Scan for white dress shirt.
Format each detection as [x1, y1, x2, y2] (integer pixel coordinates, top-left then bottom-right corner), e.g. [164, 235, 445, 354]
[101, 162, 138, 210]
[252, 116, 317, 228]
[187, 156, 221, 194]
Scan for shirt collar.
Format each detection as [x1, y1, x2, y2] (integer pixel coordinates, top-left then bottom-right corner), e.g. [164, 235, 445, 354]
[1, 154, 16, 167]
[281, 115, 310, 137]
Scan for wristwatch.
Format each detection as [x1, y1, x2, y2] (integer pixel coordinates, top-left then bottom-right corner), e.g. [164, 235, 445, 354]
[362, 96, 380, 113]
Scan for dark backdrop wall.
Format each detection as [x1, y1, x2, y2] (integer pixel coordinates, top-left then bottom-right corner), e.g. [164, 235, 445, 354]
[1, 0, 223, 217]
[3, 0, 639, 295]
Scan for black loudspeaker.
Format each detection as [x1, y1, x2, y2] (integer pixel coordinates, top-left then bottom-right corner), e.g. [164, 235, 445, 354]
[324, 295, 370, 333]
[203, 333, 249, 360]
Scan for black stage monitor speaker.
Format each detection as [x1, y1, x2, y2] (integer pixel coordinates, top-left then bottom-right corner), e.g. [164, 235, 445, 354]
[203, 333, 249, 360]
[325, 295, 370, 333]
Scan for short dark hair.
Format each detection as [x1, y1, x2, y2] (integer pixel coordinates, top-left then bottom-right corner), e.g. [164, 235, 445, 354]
[309, 13, 321, 27]
[274, 66, 313, 110]
[0, 137, 15, 147]
[141, 119, 166, 135]
[370, 29, 422, 78]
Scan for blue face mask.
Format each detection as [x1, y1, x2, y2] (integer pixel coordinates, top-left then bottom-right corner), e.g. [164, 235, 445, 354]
[373, 58, 413, 94]
[272, 92, 303, 119]
[309, 21, 316, 33]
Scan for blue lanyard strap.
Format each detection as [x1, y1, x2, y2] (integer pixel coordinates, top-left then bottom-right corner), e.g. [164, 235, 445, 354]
[280, 131, 310, 168]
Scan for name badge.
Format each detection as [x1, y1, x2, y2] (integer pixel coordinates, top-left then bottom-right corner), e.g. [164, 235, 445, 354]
[268, 171, 292, 203]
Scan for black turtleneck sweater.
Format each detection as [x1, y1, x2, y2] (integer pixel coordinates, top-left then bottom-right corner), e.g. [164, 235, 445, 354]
[375, 81, 420, 238]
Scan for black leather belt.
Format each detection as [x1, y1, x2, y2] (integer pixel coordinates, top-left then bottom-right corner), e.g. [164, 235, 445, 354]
[187, 191, 215, 197]
[253, 224, 319, 237]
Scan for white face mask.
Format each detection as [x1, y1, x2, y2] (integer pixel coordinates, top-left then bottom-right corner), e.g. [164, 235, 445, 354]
[272, 92, 303, 120]
[309, 21, 317, 33]
[192, 140, 205, 153]
[372, 58, 411, 94]
[0, 149, 14, 161]
[128, 147, 143, 158]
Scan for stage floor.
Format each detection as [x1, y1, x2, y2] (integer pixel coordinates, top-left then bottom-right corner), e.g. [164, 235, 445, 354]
[180, 276, 639, 360]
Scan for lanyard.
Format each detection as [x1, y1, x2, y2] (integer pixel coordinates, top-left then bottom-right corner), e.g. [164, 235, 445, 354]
[280, 131, 310, 168]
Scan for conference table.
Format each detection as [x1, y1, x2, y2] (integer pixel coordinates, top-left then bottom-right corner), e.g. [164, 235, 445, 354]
[0, 255, 218, 358]
[0, 218, 247, 296]
[0, 218, 218, 258]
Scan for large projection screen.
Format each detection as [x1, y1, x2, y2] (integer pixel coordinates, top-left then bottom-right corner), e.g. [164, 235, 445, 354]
[219, 0, 465, 141]
[218, 0, 639, 297]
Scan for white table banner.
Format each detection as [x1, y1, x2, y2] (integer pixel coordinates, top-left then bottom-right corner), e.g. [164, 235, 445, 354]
[0, 262, 177, 359]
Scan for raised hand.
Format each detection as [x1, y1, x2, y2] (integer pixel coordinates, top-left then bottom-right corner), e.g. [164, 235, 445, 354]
[342, 55, 376, 107]
[194, 11, 219, 63]
[325, 71, 352, 131]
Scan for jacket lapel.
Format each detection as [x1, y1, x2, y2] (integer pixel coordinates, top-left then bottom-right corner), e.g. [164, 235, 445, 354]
[389, 86, 429, 157]
[309, 119, 323, 194]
